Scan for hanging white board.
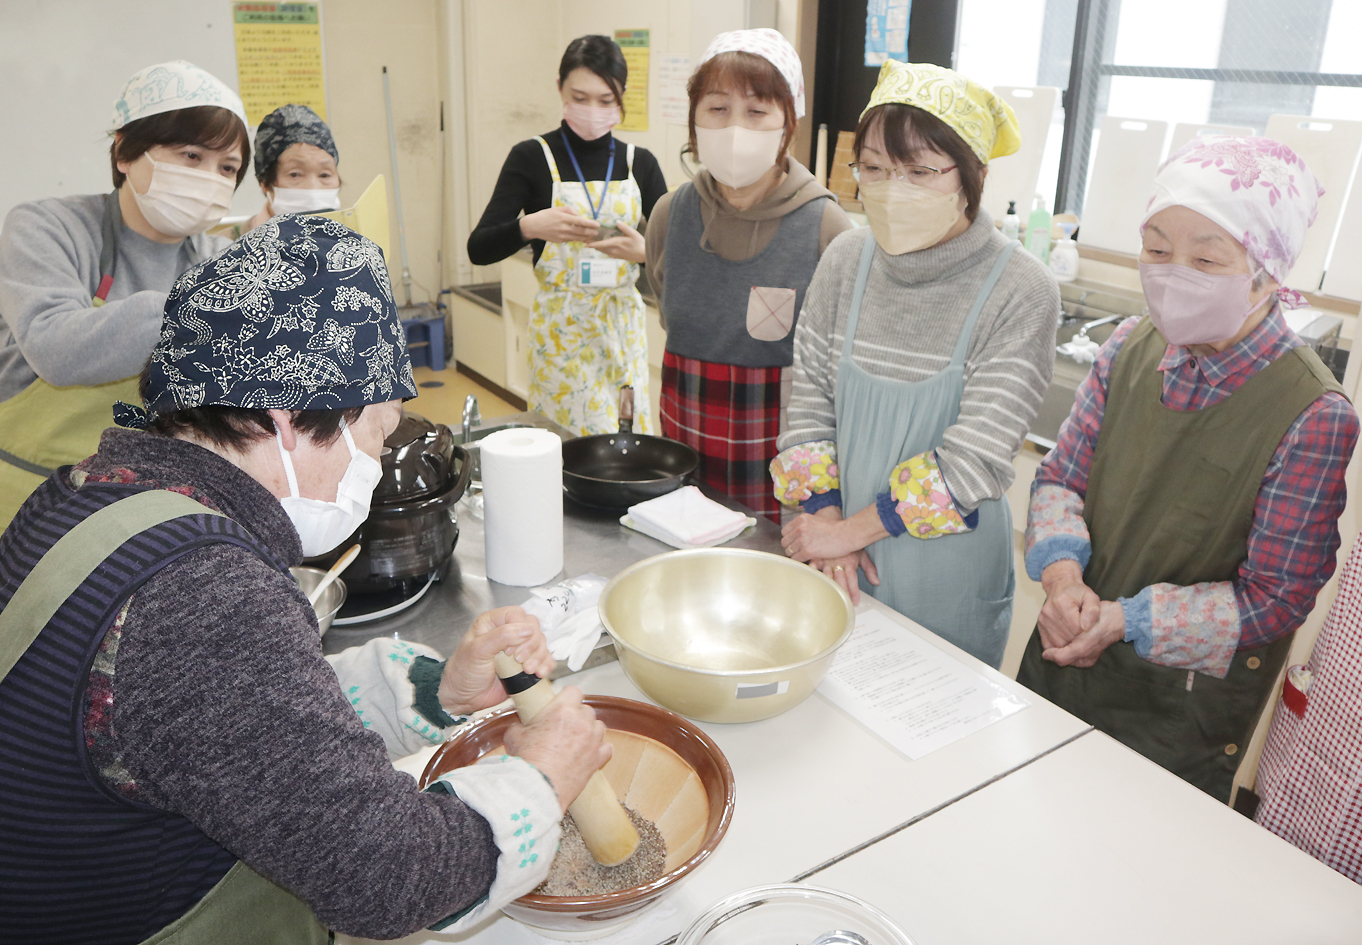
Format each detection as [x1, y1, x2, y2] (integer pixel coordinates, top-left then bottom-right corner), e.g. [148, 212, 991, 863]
[1263, 115, 1362, 292]
[1080, 116, 1169, 255]
[1320, 162, 1362, 300]
[1167, 122, 1255, 158]
[980, 86, 1059, 222]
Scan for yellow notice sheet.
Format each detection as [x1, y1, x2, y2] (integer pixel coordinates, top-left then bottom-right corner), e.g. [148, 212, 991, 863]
[614, 29, 649, 132]
[233, 2, 327, 126]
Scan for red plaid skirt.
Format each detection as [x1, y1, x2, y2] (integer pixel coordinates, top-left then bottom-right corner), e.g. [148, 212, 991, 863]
[660, 352, 782, 521]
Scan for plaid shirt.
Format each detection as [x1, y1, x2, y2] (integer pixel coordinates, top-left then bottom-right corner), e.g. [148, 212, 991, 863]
[1026, 311, 1358, 675]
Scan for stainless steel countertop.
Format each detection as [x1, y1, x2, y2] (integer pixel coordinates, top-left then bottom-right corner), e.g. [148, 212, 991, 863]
[320, 411, 787, 674]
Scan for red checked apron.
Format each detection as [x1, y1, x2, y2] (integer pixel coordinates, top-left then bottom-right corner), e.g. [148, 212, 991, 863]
[1256, 535, 1362, 881]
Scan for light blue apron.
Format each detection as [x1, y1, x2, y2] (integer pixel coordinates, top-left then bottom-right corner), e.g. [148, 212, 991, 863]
[835, 236, 1017, 667]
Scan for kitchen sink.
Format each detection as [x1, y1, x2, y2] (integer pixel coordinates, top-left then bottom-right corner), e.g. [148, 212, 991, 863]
[1031, 316, 1123, 449]
[1028, 281, 1147, 449]
[450, 420, 534, 446]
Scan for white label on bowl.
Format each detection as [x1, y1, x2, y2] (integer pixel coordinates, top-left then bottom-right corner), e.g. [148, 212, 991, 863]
[735, 679, 790, 699]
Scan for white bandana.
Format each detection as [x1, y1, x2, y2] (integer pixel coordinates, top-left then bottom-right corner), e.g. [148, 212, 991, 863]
[701, 28, 806, 119]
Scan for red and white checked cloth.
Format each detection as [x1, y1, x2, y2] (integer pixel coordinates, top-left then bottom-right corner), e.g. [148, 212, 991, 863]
[1255, 534, 1362, 883]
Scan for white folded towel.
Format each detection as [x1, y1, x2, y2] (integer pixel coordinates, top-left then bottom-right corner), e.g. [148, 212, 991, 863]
[622, 485, 754, 548]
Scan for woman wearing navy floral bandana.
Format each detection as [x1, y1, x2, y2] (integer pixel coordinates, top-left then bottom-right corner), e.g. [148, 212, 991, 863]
[0, 214, 611, 943]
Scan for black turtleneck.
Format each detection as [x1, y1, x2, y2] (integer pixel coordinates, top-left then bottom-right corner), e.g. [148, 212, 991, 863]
[467, 121, 668, 266]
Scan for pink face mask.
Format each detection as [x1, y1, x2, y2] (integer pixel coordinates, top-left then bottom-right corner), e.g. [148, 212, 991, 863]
[1138, 262, 1268, 346]
[562, 101, 620, 141]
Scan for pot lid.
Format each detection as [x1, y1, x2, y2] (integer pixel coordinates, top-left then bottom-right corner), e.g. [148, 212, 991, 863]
[374, 411, 459, 503]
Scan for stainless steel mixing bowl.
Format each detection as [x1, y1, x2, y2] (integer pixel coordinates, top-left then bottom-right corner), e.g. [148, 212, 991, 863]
[289, 567, 347, 636]
[598, 548, 855, 723]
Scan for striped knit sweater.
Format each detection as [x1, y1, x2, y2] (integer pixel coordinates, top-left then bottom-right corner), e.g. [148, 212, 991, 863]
[780, 214, 1060, 512]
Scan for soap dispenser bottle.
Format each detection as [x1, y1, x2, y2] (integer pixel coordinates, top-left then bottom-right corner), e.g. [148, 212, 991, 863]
[1001, 200, 1020, 241]
[1025, 195, 1052, 264]
[1049, 221, 1079, 282]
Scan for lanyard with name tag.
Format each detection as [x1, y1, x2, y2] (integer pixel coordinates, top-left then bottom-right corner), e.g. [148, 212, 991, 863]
[562, 136, 622, 289]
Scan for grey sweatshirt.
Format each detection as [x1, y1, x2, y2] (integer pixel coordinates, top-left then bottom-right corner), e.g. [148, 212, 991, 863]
[75, 430, 499, 939]
[781, 216, 1060, 512]
[0, 193, 225, 403]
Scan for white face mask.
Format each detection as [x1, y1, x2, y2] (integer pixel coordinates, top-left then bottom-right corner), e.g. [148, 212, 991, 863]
[695, 125, 784, 189]
[128, 154, 236, 238]
[277, 421, 383, 557]
[270, 186, 342, 214]
[858, 179, 963, 255]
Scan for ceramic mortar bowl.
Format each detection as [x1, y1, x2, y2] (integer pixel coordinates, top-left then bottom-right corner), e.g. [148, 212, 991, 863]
[598, 548, 856, 723]
[288, 566, 347, 636]
[420, 695, 736, 940]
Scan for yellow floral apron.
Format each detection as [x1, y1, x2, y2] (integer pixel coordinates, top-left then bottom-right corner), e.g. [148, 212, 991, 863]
[528, 136, 651, 435]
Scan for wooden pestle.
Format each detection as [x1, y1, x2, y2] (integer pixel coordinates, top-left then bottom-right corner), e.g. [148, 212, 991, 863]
[493, 652, 640, 866]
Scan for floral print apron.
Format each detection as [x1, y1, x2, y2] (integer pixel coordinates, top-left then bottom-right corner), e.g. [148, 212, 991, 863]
[529, 136, 651, 435]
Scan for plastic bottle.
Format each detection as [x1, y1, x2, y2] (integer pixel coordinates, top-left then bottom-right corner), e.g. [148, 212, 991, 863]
[1000, 200, 1020, 241]
[1049, 221, 1079, 282]
[1025, 194, 1052, 264]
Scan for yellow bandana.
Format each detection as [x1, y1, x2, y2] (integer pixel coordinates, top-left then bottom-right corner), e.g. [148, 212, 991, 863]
[860, 61, 1021, 164]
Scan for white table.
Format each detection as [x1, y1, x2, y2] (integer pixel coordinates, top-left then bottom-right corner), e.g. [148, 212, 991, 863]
[809, 730, 1362, 945]
[348, 598, 1091, 945]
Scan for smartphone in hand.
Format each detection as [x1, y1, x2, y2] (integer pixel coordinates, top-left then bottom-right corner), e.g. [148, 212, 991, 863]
[594, 224, 621, 241]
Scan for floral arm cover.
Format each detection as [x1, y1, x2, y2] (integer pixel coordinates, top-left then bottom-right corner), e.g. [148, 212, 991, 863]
[770, 439, 843, 513]
[770, 442, 974, 538]
[426, 754, 562, 931]
[325, 638, 466, 761]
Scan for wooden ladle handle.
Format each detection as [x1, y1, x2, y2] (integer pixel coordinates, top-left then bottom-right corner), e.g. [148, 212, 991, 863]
[493, 653, 640, 866]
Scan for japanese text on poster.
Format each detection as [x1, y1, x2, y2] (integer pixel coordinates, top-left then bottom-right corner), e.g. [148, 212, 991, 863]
[233, 2, 327, 126]
[865, 0, 911, 67]
[614, 29, 649, 132]
[658, 54, 691, 126]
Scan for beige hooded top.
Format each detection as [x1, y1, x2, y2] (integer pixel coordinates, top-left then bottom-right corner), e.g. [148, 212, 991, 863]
[645, 157, 852, 320]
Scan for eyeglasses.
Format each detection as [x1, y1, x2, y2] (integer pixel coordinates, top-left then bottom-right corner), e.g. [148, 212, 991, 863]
[849, 161, 958, 183]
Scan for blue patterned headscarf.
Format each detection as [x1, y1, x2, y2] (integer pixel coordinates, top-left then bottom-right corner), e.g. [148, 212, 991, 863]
[254, 104, 339, 182]
[116, 214, 417, 428]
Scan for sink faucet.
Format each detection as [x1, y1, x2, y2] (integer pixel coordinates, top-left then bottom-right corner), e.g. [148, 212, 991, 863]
[461, 394, 481, 443]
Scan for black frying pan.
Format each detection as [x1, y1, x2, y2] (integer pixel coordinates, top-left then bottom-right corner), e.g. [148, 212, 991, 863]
[561, 387, 699, 510]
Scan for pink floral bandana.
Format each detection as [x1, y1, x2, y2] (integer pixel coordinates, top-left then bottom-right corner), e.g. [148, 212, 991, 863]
[702, 28, 805, 119]
[1141, 135, 1324, 307]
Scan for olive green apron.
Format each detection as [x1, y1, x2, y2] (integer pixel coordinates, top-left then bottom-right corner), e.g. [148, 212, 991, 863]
[0, 192, 194, 531]
[0, 490, 329, 944]
[1018, 318, 1343, 802]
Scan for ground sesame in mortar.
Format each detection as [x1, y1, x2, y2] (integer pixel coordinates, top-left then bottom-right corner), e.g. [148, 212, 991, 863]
[534, 807, 667, 896]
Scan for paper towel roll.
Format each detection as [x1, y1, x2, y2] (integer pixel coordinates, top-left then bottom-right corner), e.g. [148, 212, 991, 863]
[481, 427, 563, 586]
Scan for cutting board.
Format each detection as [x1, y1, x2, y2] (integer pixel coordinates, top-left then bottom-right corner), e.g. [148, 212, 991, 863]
[1263, 114, 1362, 291]
[1321, 167, 1362, 300]
[980, 86, 1059, 221]
[1167, 122, 1254, 157]
[1081, 116, 1169, 255]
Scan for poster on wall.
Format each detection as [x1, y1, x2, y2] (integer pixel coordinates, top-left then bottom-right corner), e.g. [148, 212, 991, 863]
[864, 0, 911, 67]
[658, 54, 691, 126]
[614, 29, 650, 132]
[233, 1, 327, 125]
